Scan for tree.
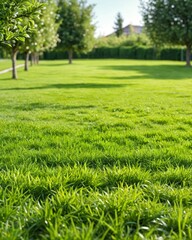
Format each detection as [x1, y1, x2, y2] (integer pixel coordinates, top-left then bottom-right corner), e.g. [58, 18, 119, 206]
[57, 0, 95, 64]
[141, 0, 192, 66]
[22, 0, 59, 71]
[0, 0, 43, 79]
[114, 12, 124, 37]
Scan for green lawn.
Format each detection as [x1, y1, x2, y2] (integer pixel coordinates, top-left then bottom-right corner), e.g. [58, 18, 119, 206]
[0, 59, 192, 239]
[0, 59, 24, 72]
[0, 59, 12, 71]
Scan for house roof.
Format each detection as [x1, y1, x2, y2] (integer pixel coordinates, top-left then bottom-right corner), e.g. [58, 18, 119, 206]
[107, 24, 143, 37]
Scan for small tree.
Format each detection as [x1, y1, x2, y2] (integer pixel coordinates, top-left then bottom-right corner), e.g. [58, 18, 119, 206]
[141, 0, 192, 66]
[22, 0, 59, 71]
[0, 0, 43, 79]
[57, 0, 95, 64]
[114, 12, 124, 37]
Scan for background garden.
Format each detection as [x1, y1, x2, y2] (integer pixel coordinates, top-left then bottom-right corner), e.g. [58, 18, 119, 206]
[0, 0, 192, 239]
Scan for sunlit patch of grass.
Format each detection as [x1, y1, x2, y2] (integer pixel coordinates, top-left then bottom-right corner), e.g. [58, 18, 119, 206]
[0, 59, 192, 239]
[0, 59, 12, 71]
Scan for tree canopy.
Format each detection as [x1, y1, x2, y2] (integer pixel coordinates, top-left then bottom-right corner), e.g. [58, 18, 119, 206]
[0, 0, 42, 44]
[57, 0, 95, 64]
[141, 0, 192, 66]
[22, 0, 59, 70]
[0, 0, 44, 79]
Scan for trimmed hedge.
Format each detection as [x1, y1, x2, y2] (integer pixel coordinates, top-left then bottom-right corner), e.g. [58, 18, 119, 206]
[160, 48, 182, 61]
[42, 46, 185, 61]
[43, 50, 68, 60]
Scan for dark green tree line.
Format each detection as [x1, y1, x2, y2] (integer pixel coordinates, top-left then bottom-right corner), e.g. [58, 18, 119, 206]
[141, 0, 192, 66]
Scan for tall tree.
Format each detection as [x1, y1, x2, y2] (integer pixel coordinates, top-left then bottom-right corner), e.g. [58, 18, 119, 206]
[114, 12, 124, 37]
[141, 0, 192, 66]
[0, 0, 43, 79]
[57, 0, 95, 64]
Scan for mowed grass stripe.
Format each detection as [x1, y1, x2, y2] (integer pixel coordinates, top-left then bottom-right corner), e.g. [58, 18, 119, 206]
[0, 59, 192, 239]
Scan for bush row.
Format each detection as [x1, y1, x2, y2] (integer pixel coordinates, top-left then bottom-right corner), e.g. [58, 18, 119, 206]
[43, 46, 185, 61]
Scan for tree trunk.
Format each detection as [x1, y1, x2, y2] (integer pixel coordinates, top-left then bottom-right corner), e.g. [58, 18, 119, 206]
[68, 49, 73, 64]
[11, 47, 18, 79]
[24, 51, 30, 71]
[30, 53, 33, 66]
[186, 45, 191, 67]
[31, 52, 35, 66]
[36, 53, 39, 64]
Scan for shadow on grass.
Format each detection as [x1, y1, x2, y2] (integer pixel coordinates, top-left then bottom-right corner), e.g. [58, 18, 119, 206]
[100, 64, 192, 80]
[14, 102, 96, 111]
[0, 83, 128, 91]
[40, 63, 69, 67]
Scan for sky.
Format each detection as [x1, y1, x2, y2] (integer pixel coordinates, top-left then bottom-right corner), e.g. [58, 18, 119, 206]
[87, 0, 143, 37]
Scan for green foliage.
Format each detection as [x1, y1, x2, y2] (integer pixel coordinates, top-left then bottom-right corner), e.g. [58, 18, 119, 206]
[0, 59, 192, 238]
[43, 46, 183, 61]
[141, 0, 192, 66]
[0, 0, 44, 78]
[57, 0, 95, 62]
[96, 34, 151, 48]
[43, 33, 155, 60]
[0, 0, 43, 45]
[43, 49, 68, 59]
[24, 0, 59, 54]
[160, 48, 182, 60]
[113, 12, 124, 37]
